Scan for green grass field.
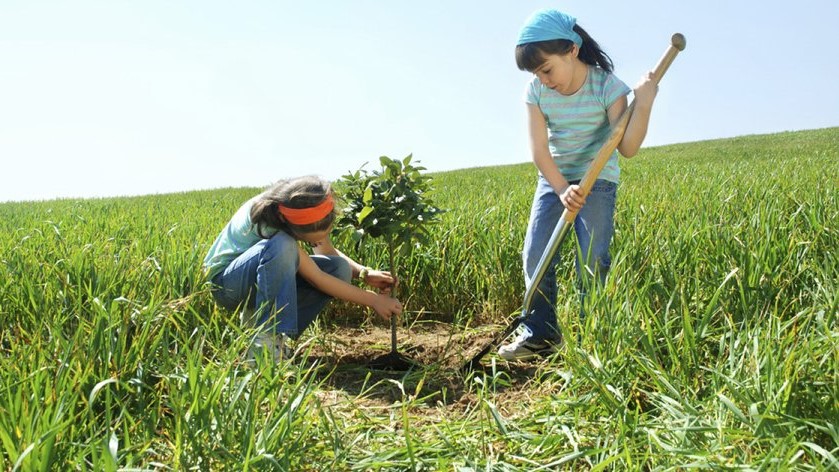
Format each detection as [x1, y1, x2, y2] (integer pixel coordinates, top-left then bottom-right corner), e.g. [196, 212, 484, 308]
[1, 128, 837, 470]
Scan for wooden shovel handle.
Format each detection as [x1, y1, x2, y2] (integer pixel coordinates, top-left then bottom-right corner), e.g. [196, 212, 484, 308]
[566, 33, 687, 219]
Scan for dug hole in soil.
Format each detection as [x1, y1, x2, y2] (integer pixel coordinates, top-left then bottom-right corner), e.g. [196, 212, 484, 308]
[308, 320, 499, 371]
[300, 320, 545, 409]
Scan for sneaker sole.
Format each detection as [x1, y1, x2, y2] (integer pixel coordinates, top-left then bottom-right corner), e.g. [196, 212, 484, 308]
[498, 347, 558, 361]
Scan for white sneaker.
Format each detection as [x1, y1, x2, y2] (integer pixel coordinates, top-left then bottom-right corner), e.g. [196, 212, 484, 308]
[247, 332, 293, 363]
[497, 325, 560, 361]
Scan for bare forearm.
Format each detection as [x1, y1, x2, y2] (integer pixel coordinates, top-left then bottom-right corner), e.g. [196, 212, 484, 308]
[315, 274, 378, 306]
[618, 102, 652, 158]
[527, 103, 570, 194]
[298, 246, 400, 319]
[533, 150, 569, 194]
[618, 72, 658, 158]
[314, 240, 365, 278]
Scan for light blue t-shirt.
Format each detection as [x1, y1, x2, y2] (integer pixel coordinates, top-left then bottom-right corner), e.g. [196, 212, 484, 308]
[525, 66, 630, 183]
[203, 197, 279, 280]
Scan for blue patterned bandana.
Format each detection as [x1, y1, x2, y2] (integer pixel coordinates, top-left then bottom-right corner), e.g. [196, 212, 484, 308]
[516, 9, 582, 46]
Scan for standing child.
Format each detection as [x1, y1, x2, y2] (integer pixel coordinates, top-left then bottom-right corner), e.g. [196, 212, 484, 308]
[204, 176, 402, 362]
[499, 9, 659, 360]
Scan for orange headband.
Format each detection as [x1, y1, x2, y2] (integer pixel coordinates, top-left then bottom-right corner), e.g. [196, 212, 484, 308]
[278, 194, 334, 225]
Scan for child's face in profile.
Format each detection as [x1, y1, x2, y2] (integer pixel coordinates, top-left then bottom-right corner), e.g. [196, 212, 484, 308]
[532, 47, 579, 95]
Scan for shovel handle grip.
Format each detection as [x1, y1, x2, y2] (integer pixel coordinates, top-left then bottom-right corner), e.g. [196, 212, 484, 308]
[652, 33, 686, 80]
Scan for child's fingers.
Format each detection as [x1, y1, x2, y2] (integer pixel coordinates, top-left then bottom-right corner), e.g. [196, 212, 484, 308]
[561, 186, 585, 211]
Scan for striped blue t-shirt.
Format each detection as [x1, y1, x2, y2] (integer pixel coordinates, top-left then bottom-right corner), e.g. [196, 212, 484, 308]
[525, 66, 630, 183]
[203, 197, 279, 280]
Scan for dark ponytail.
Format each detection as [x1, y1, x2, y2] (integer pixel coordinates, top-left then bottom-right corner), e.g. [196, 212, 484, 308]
[515, 23, 614, 73]
[574, 25, 613, 72]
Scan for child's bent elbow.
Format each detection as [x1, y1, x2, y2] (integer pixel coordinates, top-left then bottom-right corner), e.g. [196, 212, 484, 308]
[618, 146, 639, 158]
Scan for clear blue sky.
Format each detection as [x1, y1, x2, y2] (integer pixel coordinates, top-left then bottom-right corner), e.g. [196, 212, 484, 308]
[2, 0, 837, 202]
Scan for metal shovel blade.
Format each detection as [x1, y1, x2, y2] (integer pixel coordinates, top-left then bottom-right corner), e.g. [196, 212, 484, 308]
[461, 213, 574, 371]
[369, 351, 415, 371]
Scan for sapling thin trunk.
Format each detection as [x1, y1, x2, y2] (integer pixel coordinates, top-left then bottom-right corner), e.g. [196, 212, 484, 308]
[388, 241, 397, 355]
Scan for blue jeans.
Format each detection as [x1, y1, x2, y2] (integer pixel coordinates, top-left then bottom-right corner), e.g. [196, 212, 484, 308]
[210, 231, 351, 338]
[521, 177, 616, 342]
